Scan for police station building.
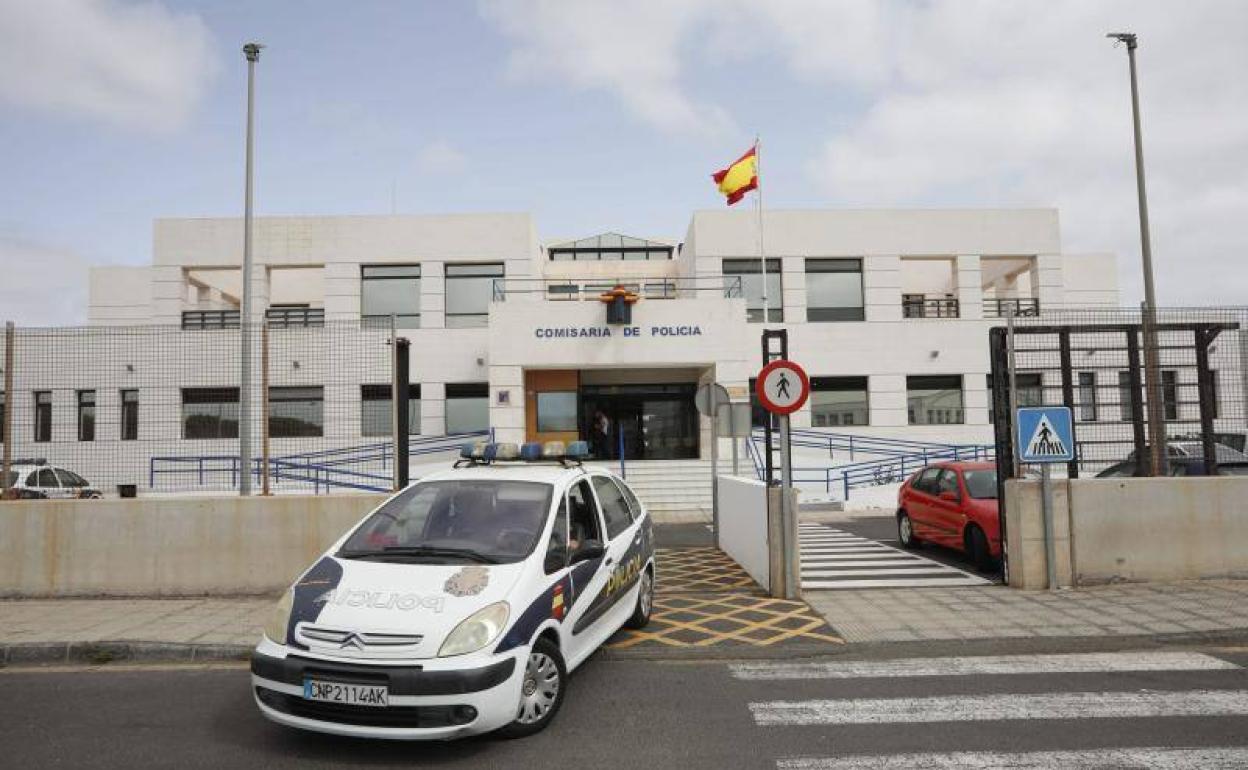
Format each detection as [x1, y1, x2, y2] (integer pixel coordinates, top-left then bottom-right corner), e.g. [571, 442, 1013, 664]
[83, 207, 1118, 470]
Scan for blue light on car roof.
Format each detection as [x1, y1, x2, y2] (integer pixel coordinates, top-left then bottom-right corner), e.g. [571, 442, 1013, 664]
[482, 443, 499, 461]
[566, 441, 589, 459]
[520, 442, 543, 461]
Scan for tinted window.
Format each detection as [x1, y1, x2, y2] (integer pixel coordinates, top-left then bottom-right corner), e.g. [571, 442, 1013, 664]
[936, 470, 960, 498]
[55, 469, 88, 487]
[722, 259, 782, 323]
[568, 480, 602, 548]
[361, 384, 421, 437]
[182, 388, 239, 439]
[361, 264, 420, 326]
[536, 392, 578, 432]
[592, 475, 633, 540]
[544, 498, 569, 574]
[805, 259, 864, 322]
[616, 478, 644, 519]
[34, 468, 59, 487]
[810, 377, 868, 427]
[963, 470, 997, 499]
[269, 387, 323, 438]
[445, 263, 504, 328]
[913, 468, 941, 494]
[339, 480, 553, 563]
[446, 383, 489, 434]
[907, 375, 964, 425]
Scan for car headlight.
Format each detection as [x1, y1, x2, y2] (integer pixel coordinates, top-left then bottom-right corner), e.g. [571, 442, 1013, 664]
[438, 601, 510, 657]
[263, 590, 294, 644]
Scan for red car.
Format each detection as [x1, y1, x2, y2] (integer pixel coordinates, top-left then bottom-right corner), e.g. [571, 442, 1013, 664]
[896, 461, 1000, 571]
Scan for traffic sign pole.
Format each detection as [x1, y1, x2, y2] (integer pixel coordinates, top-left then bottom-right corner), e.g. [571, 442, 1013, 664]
[755, 358, 809, 599]
[1016, 406, 1074, 591]
[1041, 463, 1057, 591]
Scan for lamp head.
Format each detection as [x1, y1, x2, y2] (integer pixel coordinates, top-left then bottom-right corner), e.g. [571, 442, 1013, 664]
[1106, 32, 1137, 49]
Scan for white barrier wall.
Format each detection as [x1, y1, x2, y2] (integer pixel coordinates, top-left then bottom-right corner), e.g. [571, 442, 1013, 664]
[0, 494, 387, 597]
[716, 475, 771, 591]
[1005, 477, 1248, 588]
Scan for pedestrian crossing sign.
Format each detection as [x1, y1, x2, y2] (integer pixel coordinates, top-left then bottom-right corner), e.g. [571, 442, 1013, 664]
[1016, 406, 1075, 463]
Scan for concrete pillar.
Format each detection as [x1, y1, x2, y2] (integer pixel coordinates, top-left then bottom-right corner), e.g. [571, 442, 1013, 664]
[489, 365, 524, 444]
[869, 374, 908, 427]
[1033, 254, 1065, 310]
[150, 266, 186, 325]
[781, 257, 806, 325]
[323, 262, 359, 321]
[421, 262, 445, 330]
[863, 255, 902, 322]
[956, 255, 984, 320]
[421, 382, 446, 436]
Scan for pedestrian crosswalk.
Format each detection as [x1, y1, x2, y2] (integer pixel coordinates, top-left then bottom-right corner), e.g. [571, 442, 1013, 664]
[799, 522, 991, 589]
[731, 650, 1248, 768]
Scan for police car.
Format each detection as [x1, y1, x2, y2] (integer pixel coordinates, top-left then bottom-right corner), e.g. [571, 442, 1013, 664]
[250, 440, 656, 740]
[1, 459, 102, 500]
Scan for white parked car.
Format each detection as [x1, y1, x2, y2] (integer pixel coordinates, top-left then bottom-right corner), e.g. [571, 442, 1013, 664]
[1, 459, 102, 500]
[250, 441, 656, 740]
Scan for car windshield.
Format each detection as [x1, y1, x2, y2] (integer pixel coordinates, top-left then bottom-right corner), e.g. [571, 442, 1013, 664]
[338, 479, 554, 564]
[962, 469, 997, 499]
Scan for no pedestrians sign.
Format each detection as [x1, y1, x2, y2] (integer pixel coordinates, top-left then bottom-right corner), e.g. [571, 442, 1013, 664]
[756, 359, 809, 415]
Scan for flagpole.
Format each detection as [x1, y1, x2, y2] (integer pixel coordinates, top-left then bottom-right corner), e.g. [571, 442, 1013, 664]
[755, 136, 768, 323]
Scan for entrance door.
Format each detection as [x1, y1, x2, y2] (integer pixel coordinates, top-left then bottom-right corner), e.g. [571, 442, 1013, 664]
[580, 384, 698, 461]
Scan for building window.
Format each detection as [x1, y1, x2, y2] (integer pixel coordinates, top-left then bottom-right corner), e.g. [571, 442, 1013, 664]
[120, 390, 139, 441]
[1077, 372, 1097, 422]
[810, 377, 869, 426]
[907, 375, 964, 425]
[361, 265, 420, 326]
[1016, 373, 1043, 407]
[1118, 371, 1136, 422]
[805, 259, 864, 322]
[1162, 370, 1178, 421]
[34, 391, 52, 442]
[77, 390, 95, 442]
[446, 383, 489, 434]
[722, 259, 782, 323]
[361, 384, 420, 437]
[536, 392, 578, 432]
[182, 388, 239, 439]
[445, 263, 504, 328]
[269, 387, 324, 438]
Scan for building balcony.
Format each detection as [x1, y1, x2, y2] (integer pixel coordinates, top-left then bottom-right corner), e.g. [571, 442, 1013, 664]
[181, 310, 239, 329]
[265, 306, 325, 327]
[902, 295, 960, 319]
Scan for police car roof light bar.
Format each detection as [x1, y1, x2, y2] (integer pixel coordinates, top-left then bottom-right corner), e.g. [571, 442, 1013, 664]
[520, 442, 543, 461]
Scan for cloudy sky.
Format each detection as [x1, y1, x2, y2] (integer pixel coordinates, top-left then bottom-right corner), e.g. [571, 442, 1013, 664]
[1, 0, 1245, 325]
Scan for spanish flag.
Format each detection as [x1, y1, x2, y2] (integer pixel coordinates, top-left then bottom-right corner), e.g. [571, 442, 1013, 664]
[712, 144, 758, 206]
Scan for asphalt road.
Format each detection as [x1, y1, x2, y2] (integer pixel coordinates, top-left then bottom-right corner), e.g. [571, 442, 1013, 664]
[3, 646, 1247, 769]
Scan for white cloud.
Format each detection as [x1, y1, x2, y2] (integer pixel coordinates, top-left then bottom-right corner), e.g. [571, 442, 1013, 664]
[416, 140, 468, 175]
[0, 235, 92, 326]
[478, 0, 735, 137]
[479, 0, 1248, 304]
[0, 0, 218, 132]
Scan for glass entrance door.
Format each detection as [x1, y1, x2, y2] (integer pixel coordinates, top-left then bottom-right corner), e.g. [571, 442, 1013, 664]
[580, 384, 698, 460]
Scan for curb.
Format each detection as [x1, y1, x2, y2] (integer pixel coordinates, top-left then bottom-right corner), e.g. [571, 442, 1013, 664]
[1, 641, 251, 667]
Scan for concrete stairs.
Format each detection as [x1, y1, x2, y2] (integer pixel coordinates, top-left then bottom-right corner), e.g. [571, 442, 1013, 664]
[589, 459, 715, 523]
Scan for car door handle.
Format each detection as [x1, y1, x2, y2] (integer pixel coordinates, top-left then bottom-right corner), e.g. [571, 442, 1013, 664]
[605, 557, 614, 566]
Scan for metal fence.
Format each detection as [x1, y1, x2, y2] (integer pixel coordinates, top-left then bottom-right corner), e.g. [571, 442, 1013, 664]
[990, 307, 1248, 481]
[0, 319, 470, 498]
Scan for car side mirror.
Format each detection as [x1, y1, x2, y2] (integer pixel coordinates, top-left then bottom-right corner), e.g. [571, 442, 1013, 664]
[571, 539, 605, 564]
[939, 491, 959, 502]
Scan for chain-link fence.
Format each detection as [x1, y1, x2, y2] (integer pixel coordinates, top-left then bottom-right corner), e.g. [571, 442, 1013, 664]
[0, 319, 434, 498]
[990, 307, 1248, 480]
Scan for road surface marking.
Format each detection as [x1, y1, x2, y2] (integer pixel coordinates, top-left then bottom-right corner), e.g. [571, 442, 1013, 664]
[750, 689, 1248, 725]
[777, 748, 1248, 769]
[800, 524, 989, 590]
[731, 651, 1239, 680]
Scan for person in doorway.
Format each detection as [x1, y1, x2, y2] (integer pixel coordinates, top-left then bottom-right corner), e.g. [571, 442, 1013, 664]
[592, 409, 611, 459]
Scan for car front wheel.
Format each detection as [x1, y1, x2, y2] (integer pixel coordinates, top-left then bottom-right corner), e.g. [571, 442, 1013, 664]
[498, 637, 566, 739]
[966, 525, 995, 573]
[625, 567, 654, 629]
[897, 510, 921, 549]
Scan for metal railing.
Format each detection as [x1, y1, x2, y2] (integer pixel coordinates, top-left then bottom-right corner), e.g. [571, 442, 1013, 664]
[149, 430, 491, 494]
[986, 298, 1040, 318]
[745, 427, 993, 498]
[902, 296, 960, 319]
[265, 307, 325, 327]
[491, 275, 743, 302]
[181, 310, 240, 329]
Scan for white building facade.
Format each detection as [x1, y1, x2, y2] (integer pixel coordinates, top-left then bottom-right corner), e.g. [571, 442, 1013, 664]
[70, 208, 1120, 475]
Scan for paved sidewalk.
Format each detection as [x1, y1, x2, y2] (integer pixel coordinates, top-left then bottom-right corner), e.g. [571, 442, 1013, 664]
[0, 597, 270, 663]
[808, 580, 1248, 643]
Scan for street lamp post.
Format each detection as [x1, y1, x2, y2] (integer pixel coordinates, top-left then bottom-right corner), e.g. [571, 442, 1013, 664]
[239, 42, 263, 496]
[1108, 31, 1167, 476]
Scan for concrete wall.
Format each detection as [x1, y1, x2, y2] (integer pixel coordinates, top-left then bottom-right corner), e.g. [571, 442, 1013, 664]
[717, 475, 771, 591]
[0, 494, 386, 597]
[1005, 477, 1248, 589]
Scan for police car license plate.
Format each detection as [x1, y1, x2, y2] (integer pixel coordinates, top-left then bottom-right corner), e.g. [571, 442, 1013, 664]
[303, 679, 389, 707]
